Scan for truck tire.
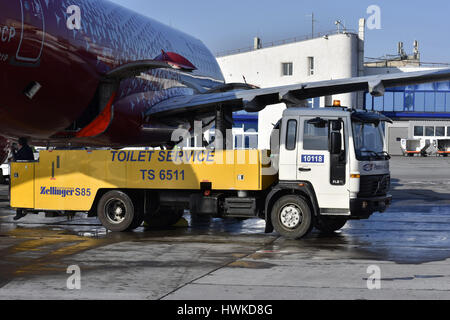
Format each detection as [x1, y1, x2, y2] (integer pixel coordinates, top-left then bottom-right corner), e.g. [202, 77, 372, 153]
[144, 207, 184, 228]
[315, 217, 347, 233]
[271, 195, 313, 239]
[97, 191, 139, 232]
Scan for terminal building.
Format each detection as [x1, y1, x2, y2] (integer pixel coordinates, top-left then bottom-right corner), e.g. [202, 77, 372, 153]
[215, 19, 450, 155]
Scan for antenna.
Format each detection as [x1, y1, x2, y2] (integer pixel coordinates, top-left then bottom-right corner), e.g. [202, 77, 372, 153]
[335, 20, 346, 33]
[306, 13, 317, 38]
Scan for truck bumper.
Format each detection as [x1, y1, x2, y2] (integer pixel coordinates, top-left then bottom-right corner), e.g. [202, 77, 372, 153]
[350, 194, 392, 219]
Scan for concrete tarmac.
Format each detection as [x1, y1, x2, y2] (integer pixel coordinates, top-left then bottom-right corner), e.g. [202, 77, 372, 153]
[0, 156, 450, 300]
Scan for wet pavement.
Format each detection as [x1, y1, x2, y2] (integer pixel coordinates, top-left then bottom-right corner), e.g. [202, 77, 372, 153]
[0, 156, 450, 300]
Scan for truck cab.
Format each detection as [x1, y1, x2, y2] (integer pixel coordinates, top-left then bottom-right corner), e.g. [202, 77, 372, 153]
[265, 107, 392, 238]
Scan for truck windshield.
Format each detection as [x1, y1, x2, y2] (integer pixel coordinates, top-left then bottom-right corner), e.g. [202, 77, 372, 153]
[352, 122, 386, 161]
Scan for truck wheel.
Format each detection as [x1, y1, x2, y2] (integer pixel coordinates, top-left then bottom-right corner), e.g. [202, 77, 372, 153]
[271, 195, 313, 239]
[97, 191, 138, 232]
[144, 207, 184, 228]
[315, 217, 347, 233]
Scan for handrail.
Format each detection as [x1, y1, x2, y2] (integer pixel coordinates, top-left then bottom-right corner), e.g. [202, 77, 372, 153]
[215, 29, 357, 57]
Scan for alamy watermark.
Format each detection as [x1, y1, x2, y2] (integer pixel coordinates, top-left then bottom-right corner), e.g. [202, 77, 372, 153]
[168, 125, 280, 176]
[366, 265, 381, 290]
[367, 5, 382, 30]
[66, 265, 81, 290]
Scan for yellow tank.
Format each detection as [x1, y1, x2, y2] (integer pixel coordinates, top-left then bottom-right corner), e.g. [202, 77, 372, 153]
[10, 149, 277, 212]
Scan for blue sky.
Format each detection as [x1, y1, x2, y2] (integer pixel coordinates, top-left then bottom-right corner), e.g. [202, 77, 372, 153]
[109, 0, 450, 62]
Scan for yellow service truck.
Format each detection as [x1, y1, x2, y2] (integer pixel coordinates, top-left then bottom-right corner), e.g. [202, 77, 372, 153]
[10, 107, 393, 239]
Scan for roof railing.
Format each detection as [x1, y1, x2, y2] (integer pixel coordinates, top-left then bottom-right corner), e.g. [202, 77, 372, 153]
[215, 29, 357, 57]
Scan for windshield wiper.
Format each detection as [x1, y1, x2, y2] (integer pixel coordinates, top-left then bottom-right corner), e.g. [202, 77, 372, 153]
[360, 150, 390, 160]
[378, 151, 391, 160]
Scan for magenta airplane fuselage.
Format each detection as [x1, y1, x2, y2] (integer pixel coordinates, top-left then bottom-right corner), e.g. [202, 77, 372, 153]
[0, 0, 224, 150]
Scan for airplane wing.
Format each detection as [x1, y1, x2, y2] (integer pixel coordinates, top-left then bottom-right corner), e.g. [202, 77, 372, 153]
[146, 68, 450, 119]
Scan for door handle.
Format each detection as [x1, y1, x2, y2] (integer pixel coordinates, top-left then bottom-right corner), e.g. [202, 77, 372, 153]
[299, 167, 312, 172]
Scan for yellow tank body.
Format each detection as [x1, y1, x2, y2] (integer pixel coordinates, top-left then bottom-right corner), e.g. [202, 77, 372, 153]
[10, 150, 277, 212]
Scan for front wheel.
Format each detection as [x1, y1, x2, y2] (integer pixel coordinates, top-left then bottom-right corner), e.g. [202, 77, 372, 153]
[271, 195, 313, 239]
[315, 217, 347, 233]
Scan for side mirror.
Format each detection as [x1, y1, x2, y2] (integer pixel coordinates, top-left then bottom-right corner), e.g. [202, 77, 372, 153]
[331, 121, 342, 131]
[330, 132, 342, 155]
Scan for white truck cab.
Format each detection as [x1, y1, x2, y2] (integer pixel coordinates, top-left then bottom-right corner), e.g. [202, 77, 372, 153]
[268, 107, 392, 237]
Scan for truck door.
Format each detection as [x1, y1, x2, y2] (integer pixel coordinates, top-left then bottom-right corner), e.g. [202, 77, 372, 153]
[297, 117, 350, 213]
[278, 116, 300, 181]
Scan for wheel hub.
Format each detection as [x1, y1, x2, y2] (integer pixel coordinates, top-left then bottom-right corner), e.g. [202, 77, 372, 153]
[280, 205, 302, 229]
[105, 200, 127, 224]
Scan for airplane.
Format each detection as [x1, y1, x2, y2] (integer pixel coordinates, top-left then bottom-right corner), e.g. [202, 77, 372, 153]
[2, 0, 450, 165]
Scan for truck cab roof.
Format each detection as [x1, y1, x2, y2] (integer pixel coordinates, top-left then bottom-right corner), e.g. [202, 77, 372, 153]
[283, 107, 392, 124]
[283, 107, 351, 118]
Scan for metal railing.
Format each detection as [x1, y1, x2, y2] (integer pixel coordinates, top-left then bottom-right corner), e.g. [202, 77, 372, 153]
[215, 29, 357, 57]
[365, 56, 450, 68]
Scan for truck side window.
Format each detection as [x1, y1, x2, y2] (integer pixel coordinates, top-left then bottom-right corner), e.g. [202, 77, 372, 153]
[286, 120, 297, 151]
[303, 121, 329, 150]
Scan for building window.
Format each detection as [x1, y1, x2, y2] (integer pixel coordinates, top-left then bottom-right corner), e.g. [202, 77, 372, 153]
[447, 127, 450, 137]
[436, 126, 446, 137]
[282, 63, 293, 76]
[436, 93, 446, 112]
[425, 126, 435, 137]
[415, 92, 425, 112]
[414, 126, 424, 136]
[394, 92, 404, 111]
[384, 92, 394, 112]
[373, 96, 383, 111]
[425, 92, 435, 112]
[286, 119, 297, 150]
[308, 57, 314, 76]
[365, 93, 373, 110]
[404, 92, 414, 111]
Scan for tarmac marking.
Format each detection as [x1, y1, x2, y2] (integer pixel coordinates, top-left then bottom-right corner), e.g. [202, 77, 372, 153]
[0, 228, 111, 277]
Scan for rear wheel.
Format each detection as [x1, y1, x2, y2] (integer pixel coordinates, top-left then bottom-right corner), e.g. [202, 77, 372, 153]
[271, 195, 313, 239]
[315, 216, 347, 233]
[97, 191, 140, 232]
[144, 206, 184, 228]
